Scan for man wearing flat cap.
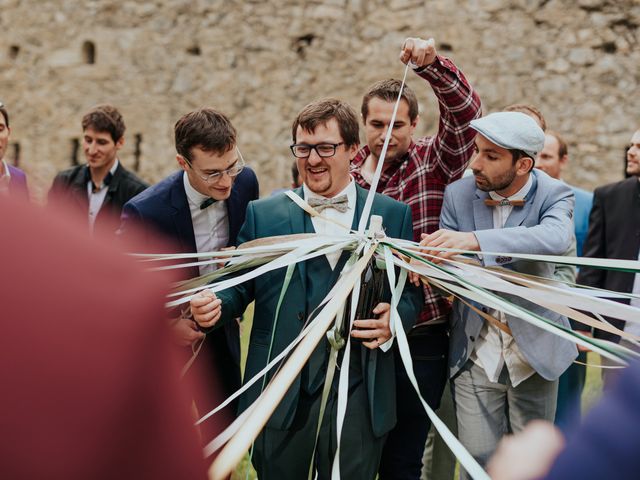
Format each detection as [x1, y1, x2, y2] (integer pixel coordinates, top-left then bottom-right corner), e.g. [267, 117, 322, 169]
[414, 111, 577, 478]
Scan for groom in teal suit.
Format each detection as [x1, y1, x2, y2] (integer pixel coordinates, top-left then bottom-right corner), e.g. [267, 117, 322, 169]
[192, 98, 423, 479]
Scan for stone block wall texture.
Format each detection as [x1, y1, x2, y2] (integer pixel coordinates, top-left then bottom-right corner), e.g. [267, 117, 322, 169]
[0, 0, 638, 202]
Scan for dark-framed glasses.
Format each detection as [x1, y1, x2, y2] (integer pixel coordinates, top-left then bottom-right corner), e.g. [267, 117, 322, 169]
[183, 147, 246, 183]
[290, 142, 344, 158]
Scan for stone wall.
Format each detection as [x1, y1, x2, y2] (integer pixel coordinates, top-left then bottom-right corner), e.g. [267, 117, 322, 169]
[0, 0, 638, 202]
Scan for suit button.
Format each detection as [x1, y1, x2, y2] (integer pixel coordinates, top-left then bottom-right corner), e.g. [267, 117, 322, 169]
[470, 336, 475, 342]
[297, 312, 304, 321]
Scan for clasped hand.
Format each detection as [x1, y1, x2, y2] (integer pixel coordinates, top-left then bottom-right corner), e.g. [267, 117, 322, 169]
[409, 229, 480, 285]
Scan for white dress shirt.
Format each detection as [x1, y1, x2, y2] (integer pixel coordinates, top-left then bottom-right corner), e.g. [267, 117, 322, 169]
[471, 174, 536, 386]
[183, 172, 229, 276]
[0, 159, 11, 195]
[303, 180, 355, 269]
[87, 159, 119, 232]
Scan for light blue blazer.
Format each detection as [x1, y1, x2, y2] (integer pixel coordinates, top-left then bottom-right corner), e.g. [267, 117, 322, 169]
[442, 169, 578, 381]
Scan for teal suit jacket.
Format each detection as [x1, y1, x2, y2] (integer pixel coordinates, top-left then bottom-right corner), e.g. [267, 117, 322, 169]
[216, 184, 423, 437]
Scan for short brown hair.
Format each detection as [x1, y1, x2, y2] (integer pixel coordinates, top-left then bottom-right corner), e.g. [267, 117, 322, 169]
[0, 104, 8, 127]
[81, 104, 126, 143]
[361, 79, 419, 122]
[546, 130, 568, 158]
[174, 108, 237, 159]
[291, 98, 360, 147]
[503, 103, 547, 132]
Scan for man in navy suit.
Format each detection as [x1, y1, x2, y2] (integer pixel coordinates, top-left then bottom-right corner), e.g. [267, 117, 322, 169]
[119, 108, 259, 439]
[0, 101, 28, 198]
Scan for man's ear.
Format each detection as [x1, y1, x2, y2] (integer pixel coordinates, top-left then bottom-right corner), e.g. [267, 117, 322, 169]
[348, 143, 359, 161]
[559, 154, 569, 172]
[176, 154, 188, 171]
[518, 156, 534, 175]
[115, 136, 125, 150]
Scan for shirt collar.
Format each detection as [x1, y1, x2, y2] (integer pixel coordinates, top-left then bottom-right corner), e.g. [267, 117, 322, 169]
[0, 160, 10, 180]
[488, 173, 533, 201]
[303, 177, 357, 208]
[183, 171, 211, 208]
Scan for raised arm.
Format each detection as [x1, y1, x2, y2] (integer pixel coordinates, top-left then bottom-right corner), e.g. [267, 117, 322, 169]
[402, 37, 482, 181]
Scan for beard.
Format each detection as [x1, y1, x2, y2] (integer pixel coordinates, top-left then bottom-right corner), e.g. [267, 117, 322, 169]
[473, 166, 517, 192]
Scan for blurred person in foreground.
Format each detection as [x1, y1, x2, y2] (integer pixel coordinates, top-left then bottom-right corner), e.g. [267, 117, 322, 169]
[0, 195, 207, 480]
[488, 360, 640, 480]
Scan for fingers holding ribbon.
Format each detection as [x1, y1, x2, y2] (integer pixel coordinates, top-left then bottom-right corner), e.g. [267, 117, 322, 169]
[400, 37, 437, 68]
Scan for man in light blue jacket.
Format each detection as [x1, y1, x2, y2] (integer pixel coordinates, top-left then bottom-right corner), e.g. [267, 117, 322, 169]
[416, 111, 577, 478]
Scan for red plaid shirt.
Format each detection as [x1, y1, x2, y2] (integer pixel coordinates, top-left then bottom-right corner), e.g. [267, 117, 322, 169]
[351, 55, 481, 326]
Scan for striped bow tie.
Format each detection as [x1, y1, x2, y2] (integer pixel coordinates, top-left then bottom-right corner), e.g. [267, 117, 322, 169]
[484, 198, 525, 207]
[308, 194, 349, 213]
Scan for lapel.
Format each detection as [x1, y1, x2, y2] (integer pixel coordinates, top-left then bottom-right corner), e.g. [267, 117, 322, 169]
[226, 181, 241, 246]
[169, 172, 197, 255]
[622, 178, 640, 258]
[97, 162, 123, 221]
[472, 189, 494, 231]
[71, 165, 90, 213]
[504, 172, 538, 228]
[288, 187, 308, 293]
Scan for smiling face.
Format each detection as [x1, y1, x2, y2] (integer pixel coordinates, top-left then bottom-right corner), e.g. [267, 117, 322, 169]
[295, 118, 357, 198]
[363, 97, 417, 163]
[83, 128, 123, 171]
[470, 134, 532, 197]
[177, 146, 239, 200]
[626, 130, 640, 177]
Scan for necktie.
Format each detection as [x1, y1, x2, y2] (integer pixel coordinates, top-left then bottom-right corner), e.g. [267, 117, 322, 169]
[308, 194, 349, 213]
[200, 197, 217, 210]
[484, 198, 525, 207]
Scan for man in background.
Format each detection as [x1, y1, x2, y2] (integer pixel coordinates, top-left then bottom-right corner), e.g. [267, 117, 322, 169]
[350, 36, 481, 479]
[0, 100, 28, 198]
[119, 107, 258, 441]
[578, 128, 640, 360]
[536, 130, 593, 431]
[49, 104, 147, 235]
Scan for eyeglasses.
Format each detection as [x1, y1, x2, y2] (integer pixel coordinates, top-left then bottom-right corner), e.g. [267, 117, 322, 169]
[182, 148, 246, 183]
[290, 142, 344, 158]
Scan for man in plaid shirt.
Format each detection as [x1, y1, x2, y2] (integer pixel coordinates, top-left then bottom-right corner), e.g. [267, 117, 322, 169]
[351, 37, 481, 479]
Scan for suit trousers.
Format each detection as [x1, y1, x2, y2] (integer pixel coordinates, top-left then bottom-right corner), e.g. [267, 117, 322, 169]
[253, 367, 386, 479]
[378, 326, 448, 480]
[452, 359, 558, 480]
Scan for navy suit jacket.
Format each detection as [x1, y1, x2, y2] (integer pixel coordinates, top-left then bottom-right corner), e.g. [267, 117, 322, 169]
[119, 167, 259, 400]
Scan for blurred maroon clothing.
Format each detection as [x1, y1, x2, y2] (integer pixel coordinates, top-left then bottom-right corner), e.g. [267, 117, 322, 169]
[0, 196, 207, 479]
